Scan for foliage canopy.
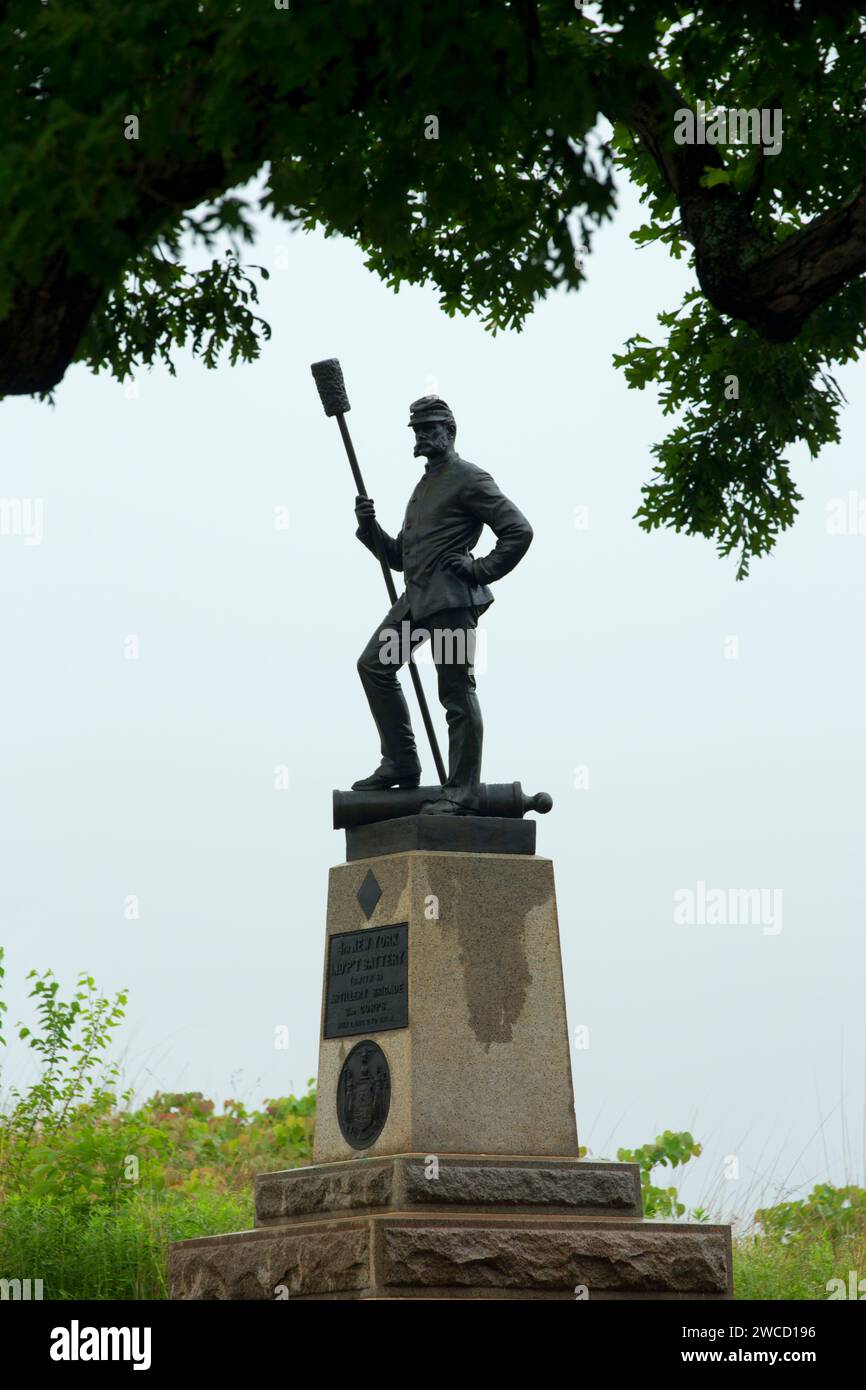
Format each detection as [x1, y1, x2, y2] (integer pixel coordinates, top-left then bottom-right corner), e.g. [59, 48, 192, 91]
[2, 2, 865, 573]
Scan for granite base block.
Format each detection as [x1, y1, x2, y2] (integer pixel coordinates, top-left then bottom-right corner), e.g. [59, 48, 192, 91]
[169, 1215, 732, 1301]
[169, 1155, 733, 1301]
[254, 1156, 643, 1224]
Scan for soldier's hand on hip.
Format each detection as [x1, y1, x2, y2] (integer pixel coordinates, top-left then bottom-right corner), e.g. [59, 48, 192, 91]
[355, 496, 376, 530]
[442, 552, 475, 580]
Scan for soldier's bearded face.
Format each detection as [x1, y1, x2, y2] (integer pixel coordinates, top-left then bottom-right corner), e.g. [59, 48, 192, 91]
[412, 421, 451, 458]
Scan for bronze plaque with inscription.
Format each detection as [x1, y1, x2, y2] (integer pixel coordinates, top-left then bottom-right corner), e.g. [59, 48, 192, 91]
[324, 922, 409, 1039]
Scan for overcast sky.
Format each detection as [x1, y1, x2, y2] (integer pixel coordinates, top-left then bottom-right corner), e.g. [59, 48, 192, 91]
[1, 176, 864, 1223]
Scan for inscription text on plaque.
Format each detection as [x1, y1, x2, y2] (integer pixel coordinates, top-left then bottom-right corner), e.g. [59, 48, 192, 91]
[324, 923, 408, 1039]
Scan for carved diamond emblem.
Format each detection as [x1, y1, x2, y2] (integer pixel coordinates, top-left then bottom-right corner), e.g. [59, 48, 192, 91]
[356, 869, 382, 920]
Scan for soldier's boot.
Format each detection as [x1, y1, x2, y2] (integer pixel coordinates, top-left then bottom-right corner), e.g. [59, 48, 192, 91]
[351, 758, 422, 791]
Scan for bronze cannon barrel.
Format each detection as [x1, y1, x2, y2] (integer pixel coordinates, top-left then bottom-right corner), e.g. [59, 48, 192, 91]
[333, 781, 552, 830]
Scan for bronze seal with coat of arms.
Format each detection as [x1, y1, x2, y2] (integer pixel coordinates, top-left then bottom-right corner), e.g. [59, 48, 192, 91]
[336, 1040, 391, 1149]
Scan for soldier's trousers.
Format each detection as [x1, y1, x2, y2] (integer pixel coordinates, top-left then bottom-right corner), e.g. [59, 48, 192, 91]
[357, 601, 482, 806]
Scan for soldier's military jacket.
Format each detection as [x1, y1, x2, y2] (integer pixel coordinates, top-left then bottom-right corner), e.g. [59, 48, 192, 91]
[356, 455, 533, 622]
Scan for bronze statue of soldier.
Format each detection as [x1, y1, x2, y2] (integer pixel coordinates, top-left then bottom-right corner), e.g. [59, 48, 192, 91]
[352, 396, 533, 816]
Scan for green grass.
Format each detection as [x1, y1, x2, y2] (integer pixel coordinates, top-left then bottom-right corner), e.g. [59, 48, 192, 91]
[0, 1189, 252, 1300]
[733, 1231, 866, 1301]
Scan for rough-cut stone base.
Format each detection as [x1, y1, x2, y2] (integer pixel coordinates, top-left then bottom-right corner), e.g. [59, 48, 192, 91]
[169, 1216, 732, 1301]
[169, 1156, 733, 1301]
[253, 1155, 643, 1224]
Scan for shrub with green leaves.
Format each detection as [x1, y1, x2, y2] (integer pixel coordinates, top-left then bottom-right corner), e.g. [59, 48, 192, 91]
[0, 951, 315, 1207]
[0, 952, 316, 1299]
[616, 1128, 706, 1221]
[756, 1183, 866, 1248]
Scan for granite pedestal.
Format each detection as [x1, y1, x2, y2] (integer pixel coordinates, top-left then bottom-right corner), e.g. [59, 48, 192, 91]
[314, 845, 576, 1162]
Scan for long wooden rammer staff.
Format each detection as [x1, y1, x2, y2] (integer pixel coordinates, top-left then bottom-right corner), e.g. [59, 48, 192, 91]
[310, 358, 447, 786]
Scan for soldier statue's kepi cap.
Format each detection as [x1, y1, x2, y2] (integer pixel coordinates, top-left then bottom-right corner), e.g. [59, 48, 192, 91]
[407, 395, 455, 429]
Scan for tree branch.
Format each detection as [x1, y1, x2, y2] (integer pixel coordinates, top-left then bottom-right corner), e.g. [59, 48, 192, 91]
[597, 53, 866, 341]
